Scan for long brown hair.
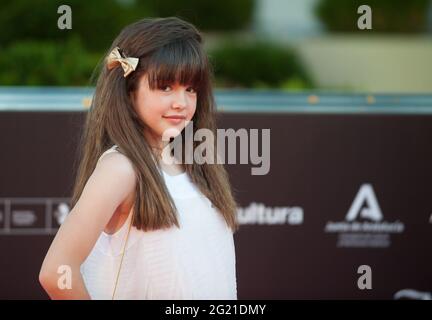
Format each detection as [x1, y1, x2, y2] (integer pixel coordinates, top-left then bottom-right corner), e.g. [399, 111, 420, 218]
[71, 17, 238, 232]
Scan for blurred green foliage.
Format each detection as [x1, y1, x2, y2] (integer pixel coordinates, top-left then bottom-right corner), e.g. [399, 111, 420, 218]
[210, 41, 313, 89]
[0, 37, 100, 86]
[0, 0, 255, 52]
[316, 0, 430, 33]
[0, 0, 152, 52]
[146, 0, 255, 31]
[0, 0, 310, 88]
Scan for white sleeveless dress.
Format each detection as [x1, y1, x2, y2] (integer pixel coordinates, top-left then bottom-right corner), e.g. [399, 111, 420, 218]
[80, 145, 237, 299]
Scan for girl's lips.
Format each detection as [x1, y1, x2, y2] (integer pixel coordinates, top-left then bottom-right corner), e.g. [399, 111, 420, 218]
[162, 115, 186, 124]
[163, 115, 186, 119]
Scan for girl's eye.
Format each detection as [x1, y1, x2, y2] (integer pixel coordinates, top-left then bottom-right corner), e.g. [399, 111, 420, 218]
[159, 85, 196, 94]
[187, 87, 197, 94]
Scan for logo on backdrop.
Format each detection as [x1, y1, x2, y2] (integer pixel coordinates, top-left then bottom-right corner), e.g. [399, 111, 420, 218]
[346, 184, 382, 222]
[324, 184, 405, 248]
[394, 289, 432, 300]
[237, 202, 303, 225]
[0, 198, 70, 235]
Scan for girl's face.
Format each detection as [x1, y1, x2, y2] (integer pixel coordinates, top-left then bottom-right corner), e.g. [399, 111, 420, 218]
[132, 75, 197, 148]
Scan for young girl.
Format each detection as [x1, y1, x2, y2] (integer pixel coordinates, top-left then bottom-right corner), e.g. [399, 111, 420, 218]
[39, 17, 238, 300]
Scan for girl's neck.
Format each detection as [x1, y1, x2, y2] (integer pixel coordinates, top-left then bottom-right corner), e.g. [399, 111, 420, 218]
[143, 129, 184, 174]
[144, 130, 169, 151]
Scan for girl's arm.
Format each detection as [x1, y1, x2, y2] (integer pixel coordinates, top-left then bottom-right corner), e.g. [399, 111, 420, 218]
[39, 152, 137, 299]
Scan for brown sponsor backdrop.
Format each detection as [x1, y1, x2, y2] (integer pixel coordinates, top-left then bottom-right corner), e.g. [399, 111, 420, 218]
[0, 111, 431, 299]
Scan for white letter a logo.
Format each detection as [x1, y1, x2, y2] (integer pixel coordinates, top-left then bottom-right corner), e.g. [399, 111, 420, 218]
[346, 184, 382, 222]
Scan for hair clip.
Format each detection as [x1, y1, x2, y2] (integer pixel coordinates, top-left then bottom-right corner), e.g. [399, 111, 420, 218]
[106, 47, 139, 77]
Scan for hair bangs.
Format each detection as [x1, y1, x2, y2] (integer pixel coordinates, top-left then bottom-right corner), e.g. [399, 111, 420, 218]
[145, 39, 207, 92]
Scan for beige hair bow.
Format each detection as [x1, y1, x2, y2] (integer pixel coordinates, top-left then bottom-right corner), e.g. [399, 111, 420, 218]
[106, 47, 139, 77]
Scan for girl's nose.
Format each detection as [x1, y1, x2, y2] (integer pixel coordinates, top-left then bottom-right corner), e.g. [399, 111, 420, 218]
[172, 90, 187, 109]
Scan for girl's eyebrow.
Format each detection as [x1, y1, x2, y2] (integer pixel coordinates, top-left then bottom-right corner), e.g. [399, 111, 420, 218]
[162, 83, 195, 88]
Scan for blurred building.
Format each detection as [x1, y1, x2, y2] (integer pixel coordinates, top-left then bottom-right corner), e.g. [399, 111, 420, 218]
[253, 0, 432, 93]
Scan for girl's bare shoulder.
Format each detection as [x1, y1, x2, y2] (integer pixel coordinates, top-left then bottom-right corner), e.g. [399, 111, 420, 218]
[96, 150, 136, 180]
[83, 150, 137, 208]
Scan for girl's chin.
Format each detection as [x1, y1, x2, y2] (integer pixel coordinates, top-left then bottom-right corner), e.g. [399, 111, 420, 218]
[160, 127, 184, 140]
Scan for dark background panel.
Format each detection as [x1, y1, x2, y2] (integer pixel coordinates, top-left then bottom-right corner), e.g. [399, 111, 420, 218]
[0, 111, 431, 299]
